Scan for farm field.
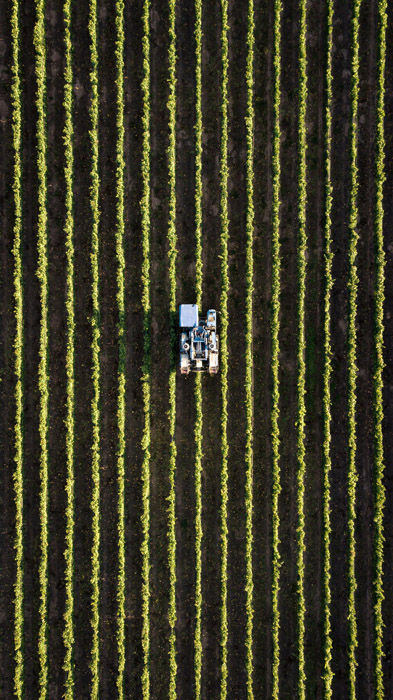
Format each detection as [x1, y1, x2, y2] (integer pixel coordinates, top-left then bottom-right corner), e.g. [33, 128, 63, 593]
[1, 0, 393, 697]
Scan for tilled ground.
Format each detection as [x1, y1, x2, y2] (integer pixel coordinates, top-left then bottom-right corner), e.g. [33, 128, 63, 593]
[1, 0, 393, 697]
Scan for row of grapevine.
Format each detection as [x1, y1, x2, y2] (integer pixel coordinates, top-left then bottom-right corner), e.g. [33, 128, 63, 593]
[33, 0, 50, 695]
[114, 0, 126, 697]
[219, 0, 229, 696]
[322, 0, 334, 697]
[270, 0, 282, 698]
[88, 0, 101, 694]
[140, 0, 151, 696]
[295, 0, 308, 696]
[62, 0, 75, 696]
[193, 0, 203, 696]
[11, 0, 24, 696]
[373, 0, 388, 696]
[347, 1, 362, 696]
[167, 0, 177, 696]
[244, 0, 255, 696]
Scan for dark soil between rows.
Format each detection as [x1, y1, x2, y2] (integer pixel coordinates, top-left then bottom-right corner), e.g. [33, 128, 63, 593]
[1, 0, 393, 698]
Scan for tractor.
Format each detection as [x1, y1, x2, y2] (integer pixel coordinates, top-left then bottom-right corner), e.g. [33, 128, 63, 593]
[179, 304, 219, 375]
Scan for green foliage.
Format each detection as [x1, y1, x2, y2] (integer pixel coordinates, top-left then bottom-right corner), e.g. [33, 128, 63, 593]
[115, 0, 126, 697]
[195, 0, 203, 310]
[271, 1, 282, 697]
[11, 1, 390, 697]
[167, 371, 177, 700]
[245, 0, 255, 696]
[296, 0, 308, 696]
[373, 1, 387, 696]
[88, 0, 101, 695]
[62, 0, 75, 695]
[219, 1, 229, 697]
[167, 0, 177, 696]
[194, 385, 203, 699]
[347, 2, 362, 696]
[140, 0, 152, 696]
[168, 368, 177, 700]
[321, 1, 334, 697]
[11, 0, 24, 696]
[194, 0, 203, 696]
[167, 379, 177, 700]
[166, 7, 177, 315]
[33, 0, 49, 695]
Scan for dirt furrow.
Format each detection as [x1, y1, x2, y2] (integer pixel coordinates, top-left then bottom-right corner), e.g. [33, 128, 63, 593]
[123, 0, 144, 695]
[20, 0, 41, 693]
[381, 3, 393, 692]
[0, 4, 16, 695]
[71, 0, 94, 692]
[45, 0, 67, 695]
[252, 0, 274, 694]
[148, 0, 172, 695]
[200, 0, 222, 695]
[329, 1, 352, 696]
[276, 0, 301, 696]
[303, 0, 326, 696]
[174, 0, 198, 695]
[355, 0, 378, 696]
[95, 0, 119, 694]
[225, 0, 248, 695]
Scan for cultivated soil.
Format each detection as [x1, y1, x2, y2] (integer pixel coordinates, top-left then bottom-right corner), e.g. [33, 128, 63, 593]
[1, 0, 393, 697]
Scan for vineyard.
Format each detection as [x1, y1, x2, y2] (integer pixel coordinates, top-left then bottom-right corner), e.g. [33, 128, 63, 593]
[1, 0, 393, 697]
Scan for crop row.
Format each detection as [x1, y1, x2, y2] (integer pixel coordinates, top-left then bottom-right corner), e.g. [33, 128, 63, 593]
[347, 2, 362, 696]
[165, 0, 178, 639]
[373, 0, 387, 696]
[244, 0, 255, 695]
[219, 0, 229, 697]
[33, 0, 50, 695]
[322, 0, 334, 698]
[114, 0, 126, 697]
[295, 0, 308, 696]
[62, 0, 75, 696]
[270, 0, 282, 698]
[11, 0, 24, 697]
[167, 0, 177, 696]
[140, 0, 151, 697]
[88, 0, 101, 695]
[194, 0, 203, 696]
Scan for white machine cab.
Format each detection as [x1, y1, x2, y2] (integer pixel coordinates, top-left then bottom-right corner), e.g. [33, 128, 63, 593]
[179, 303, 199, 328]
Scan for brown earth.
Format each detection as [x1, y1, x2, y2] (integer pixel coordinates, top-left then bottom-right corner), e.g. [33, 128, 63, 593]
[0, 0, 15, 695]
[1, 0, 393, 697]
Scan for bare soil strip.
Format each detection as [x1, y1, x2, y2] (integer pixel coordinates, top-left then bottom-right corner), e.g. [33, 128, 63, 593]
[0, 5, 17, 696]
[251, 0, 275, 694]
[200, 2, 222, 696]
[329, 1, 352, 695]
[381, 5, 393, 692]
[148, 1, 173, 696]
[123, 0, 144, 696]
[72, 0, 95, 693]
[45, 0, 67, 695]
[355, 1, 378, 696]
[96, 0, 119, 694]
[20, 0, 41, 693]
[303, 1, 325, 695]
[175, 0, 198, 695]
[226, 0, 248, 694]
[277, 0, 301, 695]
